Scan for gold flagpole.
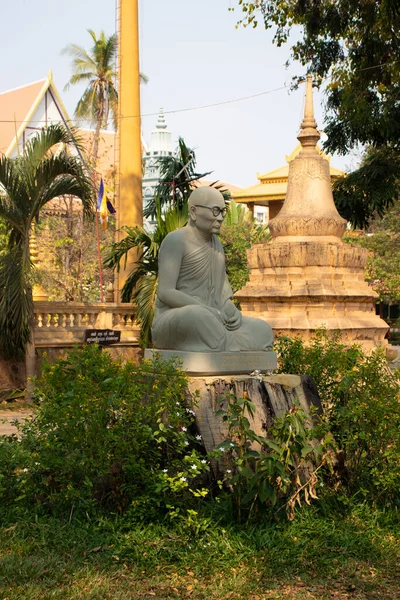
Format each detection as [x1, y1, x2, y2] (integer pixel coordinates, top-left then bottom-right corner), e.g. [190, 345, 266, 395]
[116, 0, 143, 301]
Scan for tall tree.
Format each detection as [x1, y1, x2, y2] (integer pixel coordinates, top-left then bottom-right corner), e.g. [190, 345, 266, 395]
[233, 0, 400, 226]
[62, 30, 119, 173]
[0, 123, 93, 361]
[344, 197, 400, 309]
[35, 198, 114, 302]
[333, 146, 399, 229]
[63, 30, 148, 175]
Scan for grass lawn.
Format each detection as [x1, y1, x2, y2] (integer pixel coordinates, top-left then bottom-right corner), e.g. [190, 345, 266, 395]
[1, 504, 399, 600]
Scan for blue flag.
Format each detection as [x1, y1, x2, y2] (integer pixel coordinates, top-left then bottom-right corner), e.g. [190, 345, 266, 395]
[97, 178, 105, 210]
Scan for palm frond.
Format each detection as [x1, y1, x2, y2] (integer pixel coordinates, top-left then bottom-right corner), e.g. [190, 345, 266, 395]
[22, 123, 80, 173]
[133, 274, 158, 347]
[32, 155, 94, 217]
[144, 137, 210, 218]
[224, 201, 253, 226]
[74, 85, 97, 122]
[66, 72, 95, 88]
[0, 157, 28, 232]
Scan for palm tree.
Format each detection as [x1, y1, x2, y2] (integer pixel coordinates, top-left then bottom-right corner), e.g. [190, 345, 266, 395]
[62, 29, 148, 174]
[144, 137, 210, 220]
[0, 124, 93, 376]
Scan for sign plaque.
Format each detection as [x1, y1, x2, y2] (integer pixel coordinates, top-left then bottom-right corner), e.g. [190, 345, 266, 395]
[84, 329, 121, 346]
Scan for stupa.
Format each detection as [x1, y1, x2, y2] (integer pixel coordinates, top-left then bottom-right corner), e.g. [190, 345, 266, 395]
[236, 75, 389, 349]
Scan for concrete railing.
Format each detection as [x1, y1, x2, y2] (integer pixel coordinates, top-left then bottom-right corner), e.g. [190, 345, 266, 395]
[33, 301, 140, 348]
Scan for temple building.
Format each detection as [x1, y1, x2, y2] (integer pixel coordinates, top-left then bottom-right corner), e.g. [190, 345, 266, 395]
[0, 73, 119, 207]
[232, 144, 344, 223]
[142, 109, 174, 208]
[0, 73, 134, 210]
[0, 72, 71, 159]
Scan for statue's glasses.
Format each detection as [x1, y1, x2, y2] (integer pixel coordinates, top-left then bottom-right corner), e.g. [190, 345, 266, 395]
[194, 205, 228, 218]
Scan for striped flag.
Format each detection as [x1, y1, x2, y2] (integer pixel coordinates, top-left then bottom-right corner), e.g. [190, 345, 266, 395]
[97, 178, 116, 230]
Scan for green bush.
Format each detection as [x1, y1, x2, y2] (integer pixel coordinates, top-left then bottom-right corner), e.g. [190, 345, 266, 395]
[213, 394, 335, 523]
[0, 345, 207, 519]
[2, 332, 399, 527]
[275, 330, 400, 504]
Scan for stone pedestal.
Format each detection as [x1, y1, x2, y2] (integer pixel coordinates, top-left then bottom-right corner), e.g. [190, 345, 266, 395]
[144, 349, 277, 375]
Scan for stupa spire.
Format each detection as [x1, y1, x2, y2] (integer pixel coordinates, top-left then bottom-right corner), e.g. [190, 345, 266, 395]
[297, 74, 320, 150]
[235, 78, 389, 350]
[268, 74, 347, 241]
[156, 108, 167, 130]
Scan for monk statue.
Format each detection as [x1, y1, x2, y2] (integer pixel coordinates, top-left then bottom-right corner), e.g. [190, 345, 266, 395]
[152, 186, 274, 353]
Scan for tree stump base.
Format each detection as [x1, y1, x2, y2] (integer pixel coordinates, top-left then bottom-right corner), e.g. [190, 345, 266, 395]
[186, 374, 322, 464]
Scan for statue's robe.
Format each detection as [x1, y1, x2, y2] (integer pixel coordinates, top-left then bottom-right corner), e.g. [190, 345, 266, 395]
[152, 234, 273, 352]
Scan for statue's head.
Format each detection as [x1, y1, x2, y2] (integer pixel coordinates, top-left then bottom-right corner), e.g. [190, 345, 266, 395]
[188, 187, 227, 235]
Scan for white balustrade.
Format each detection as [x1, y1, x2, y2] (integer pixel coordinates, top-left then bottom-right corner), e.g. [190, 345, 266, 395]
[33, 302, 139, 348]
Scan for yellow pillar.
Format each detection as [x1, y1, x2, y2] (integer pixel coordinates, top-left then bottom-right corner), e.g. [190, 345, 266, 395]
[117, 0, 143, 301]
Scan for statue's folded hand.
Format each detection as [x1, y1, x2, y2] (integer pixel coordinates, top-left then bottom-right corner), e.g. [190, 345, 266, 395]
[224, 311, 242, 331]
[221, 299, 242, 331]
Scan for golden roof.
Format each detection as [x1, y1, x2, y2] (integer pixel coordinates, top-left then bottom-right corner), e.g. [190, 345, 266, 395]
[233, 143, 345, 206]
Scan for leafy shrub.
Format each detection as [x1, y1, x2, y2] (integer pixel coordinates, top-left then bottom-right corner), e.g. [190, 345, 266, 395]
[220, 203, 270, 294]
[0, 345, 207, 519]
[275, 330, 400, 504]
[213, 394, 335, 523]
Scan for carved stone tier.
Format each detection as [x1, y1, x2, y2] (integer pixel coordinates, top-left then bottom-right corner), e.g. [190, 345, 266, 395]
[144, 349, 277, 376]
[236, 240, 388, 349]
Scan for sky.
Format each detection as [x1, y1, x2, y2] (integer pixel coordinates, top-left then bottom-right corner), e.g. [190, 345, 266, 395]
[1, 0, 360, 188]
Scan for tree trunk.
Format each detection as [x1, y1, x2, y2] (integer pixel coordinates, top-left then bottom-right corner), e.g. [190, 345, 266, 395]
[25, 329, 36, 402]
[92, 101, 105, 179]
[25, 286, 36, 402]
[186, 374, 322, 475]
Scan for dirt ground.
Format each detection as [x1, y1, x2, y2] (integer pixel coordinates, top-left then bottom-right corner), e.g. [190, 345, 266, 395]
[0, 407, 32, 436]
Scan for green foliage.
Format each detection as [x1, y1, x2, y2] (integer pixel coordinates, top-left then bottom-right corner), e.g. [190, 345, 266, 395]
[144, 137, 210, 219]
[333, 146, 400, 229]
[276, 330, 400, 502]
[63, 30, 118, 131]
[62, 30, 147, 171]
[1, 503, 399, 599]
[220, 202, 270, 293]
[233, 1, 400, 226]
[0, 217, 9, 257]
[62, 29, 119, 175]
[234, 1, 400, 151]
[0, 345, 207, 519]
[213, 394, 333, 523]
[35, 202, 114, 302]
[0, 124, 93, 359]
[344, 197, 400, 304]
